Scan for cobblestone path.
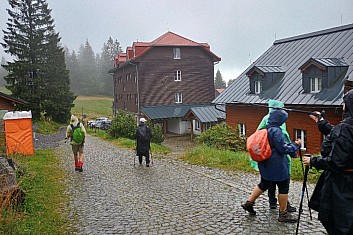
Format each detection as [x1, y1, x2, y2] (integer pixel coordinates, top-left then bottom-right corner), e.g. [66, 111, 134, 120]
[56, 134, 327, 234]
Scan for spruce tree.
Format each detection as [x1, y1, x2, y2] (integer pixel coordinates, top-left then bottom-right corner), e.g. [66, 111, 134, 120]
[78, 40, 98, 95]
[1, 0, 75, 122]
[65, 49, 80, 94]
[99, 37, 122, 96]
[214, 69, 226, 89]
[0, 57, 7, 86]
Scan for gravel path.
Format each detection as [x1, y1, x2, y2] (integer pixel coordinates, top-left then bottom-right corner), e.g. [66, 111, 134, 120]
[38, 129, 327, 234]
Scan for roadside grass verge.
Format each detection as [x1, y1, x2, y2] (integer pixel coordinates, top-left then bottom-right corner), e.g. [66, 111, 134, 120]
[87, 128, 171, 155]
[0, 150, 72, 234]
[34, 120, 63, 134]
[182, 145, 321, 184]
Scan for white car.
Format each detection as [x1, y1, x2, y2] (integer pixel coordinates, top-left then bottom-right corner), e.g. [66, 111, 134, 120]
[89, 117, 109, 128]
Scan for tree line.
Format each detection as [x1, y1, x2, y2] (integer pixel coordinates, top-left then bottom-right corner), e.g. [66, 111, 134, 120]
[0, 0, 122, 122]
[64, 37, 122, 96]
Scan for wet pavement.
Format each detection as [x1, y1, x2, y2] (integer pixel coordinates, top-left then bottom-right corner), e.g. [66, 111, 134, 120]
[55, 134, 327, 234]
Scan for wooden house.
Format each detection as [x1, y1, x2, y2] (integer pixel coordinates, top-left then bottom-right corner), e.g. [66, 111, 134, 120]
[109, 32, 221, 135]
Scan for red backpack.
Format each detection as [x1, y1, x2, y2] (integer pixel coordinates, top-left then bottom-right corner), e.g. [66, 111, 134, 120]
[246, 129, 272, 162]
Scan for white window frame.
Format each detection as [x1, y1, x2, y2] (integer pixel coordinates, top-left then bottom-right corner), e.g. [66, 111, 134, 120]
[175, 92, 183, 103]
[173, 48, 181, 59]
[174, 70, 182, 81]
[238, 123, 246, 136]
[295, 129, 306, 150]
[195, 120, 201, 130]
[310, 77, 322, 93]
[254, 80, 262, 94]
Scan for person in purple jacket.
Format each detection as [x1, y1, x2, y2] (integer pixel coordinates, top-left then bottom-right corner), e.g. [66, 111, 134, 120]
[241, 109, 301, 223]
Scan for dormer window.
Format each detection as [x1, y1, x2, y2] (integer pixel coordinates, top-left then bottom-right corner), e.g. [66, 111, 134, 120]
[246, 65, 284, 94]
[254, 81, 262, 94]
[300, 58, 348, 93]
[310, 77, 322, 93]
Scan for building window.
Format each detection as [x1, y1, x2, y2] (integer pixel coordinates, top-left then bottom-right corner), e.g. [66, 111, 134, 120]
[310, 77, 322, 93]
[175, 92, 183, 103]
[134, 74, 137, 83]
[135, 94, 138, 105]
[123, 102, 126, 110]
[174, 70, 181, 81]
[238, 123, 246, 136]
[254, 81, 262, 94]
[173, 48, 181, 59]
[123, 83, 126, 91]
[295, 129, 307, 150]
[195, 120, 200, 130]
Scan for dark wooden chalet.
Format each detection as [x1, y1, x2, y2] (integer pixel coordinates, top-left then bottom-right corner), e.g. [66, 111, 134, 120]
[213, 23, 353, 154]
[0, 92, 27, 112]
[109, 32, 221, 135]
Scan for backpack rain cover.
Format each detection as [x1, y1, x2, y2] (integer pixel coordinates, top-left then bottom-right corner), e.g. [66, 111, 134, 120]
[246, 129, 272, 162]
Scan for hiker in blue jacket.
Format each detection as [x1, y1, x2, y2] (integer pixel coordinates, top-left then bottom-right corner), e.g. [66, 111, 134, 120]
[242, 109, 301, 223]
[252, 99, 296, 212]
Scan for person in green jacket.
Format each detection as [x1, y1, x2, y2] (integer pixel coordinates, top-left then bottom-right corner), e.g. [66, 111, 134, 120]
[250, 99, 296, 212]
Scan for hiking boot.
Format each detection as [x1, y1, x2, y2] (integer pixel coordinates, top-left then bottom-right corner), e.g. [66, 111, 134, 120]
[278, 211, 297, 223]
[241, 201, 256, 215]
[287, 202, 296, 212]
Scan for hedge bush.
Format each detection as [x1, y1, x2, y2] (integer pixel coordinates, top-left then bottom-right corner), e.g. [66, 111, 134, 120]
[196, 123, 246, 151]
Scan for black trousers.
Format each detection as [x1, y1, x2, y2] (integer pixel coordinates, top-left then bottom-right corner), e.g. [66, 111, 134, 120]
[137, 151, 150, 164]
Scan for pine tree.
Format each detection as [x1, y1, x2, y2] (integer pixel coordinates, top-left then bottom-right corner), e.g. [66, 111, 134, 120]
[228, 78, 235, 87]
[99, 37, 122, 96]
[0, 57, 7, 86]
[214, 69, 226, 89]
[1, 0, 75, 122]
[65, 49, 80, 94]
[78, 40, 98, 95]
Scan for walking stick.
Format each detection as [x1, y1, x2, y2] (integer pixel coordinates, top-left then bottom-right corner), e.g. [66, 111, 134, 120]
[149, 143, 153, 165]
[296, 165, 310, 235]
[134, 139, 136, 167]
[299, 150, 312, 220]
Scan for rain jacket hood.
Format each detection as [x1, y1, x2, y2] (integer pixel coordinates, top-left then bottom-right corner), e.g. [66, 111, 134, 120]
[343, 89, 353, 118]
[267, 109, 288, 128]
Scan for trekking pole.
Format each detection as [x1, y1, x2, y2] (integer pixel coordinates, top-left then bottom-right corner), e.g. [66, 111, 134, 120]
[134, 139, 136, 167]
[150, 143, 153, 165]
[299, 150, 312, 220]
[296, 165, 310, 235]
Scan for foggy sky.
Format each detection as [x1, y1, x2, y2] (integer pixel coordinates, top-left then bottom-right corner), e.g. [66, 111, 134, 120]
[1, 0, 353, 82]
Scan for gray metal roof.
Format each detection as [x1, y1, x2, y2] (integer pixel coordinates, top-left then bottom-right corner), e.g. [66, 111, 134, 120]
[187, 105, 225, 123]
[253, 65, 285, 73]
[313, 58, 348, 67]
[141, 104, 210, 120]
[213, 23, 353, 106]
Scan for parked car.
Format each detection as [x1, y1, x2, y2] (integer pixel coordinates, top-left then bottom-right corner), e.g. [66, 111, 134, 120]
[100, 120, 112, 130]
[89, 117, 109, 128]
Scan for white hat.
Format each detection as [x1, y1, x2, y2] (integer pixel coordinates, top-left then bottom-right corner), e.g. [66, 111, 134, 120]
[140, 117, 146, 123]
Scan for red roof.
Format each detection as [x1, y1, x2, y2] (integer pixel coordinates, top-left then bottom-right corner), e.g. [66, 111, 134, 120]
[151, 32, 202, 46]
[114, 31, 221, 66]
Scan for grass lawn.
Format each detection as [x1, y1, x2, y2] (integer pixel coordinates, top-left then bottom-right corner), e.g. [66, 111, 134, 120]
[0, 150, 73, 234]
[182, 145, 322, 184]
[71, 95, 113, 121]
